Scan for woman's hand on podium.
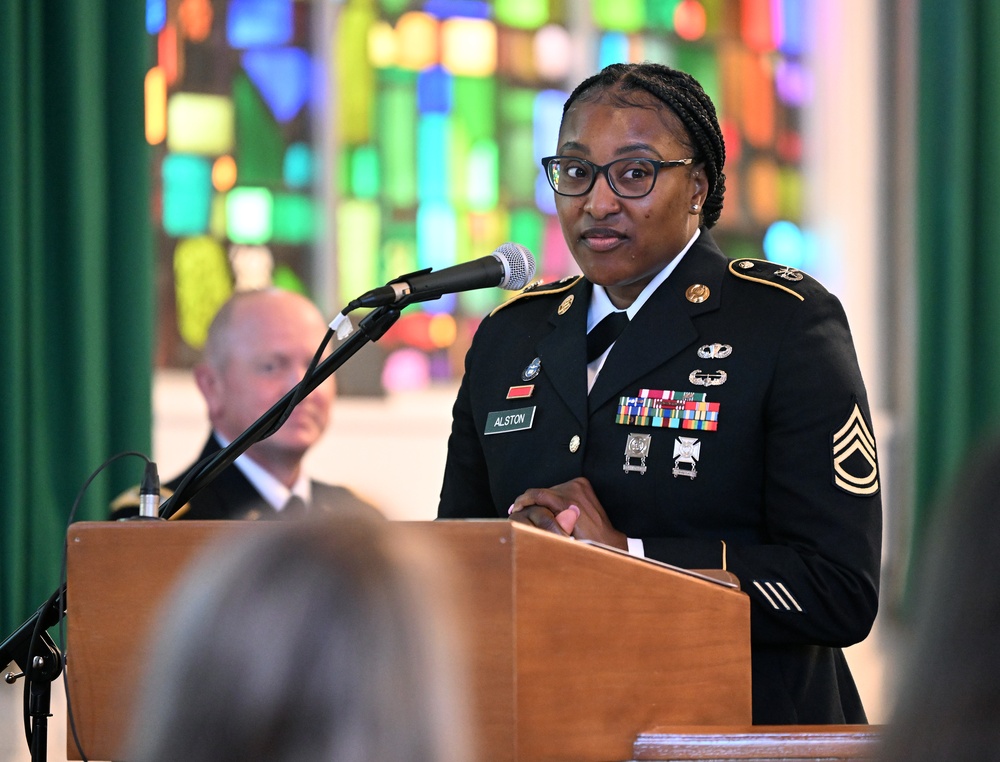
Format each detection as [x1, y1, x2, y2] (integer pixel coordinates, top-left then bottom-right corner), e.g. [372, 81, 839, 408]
[508, 477, 627, 550]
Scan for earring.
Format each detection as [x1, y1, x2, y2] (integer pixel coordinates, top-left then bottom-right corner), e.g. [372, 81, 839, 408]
[691, 204, 700, 211]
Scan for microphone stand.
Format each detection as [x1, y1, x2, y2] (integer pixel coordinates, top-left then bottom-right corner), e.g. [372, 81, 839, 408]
[164, 303, 402, 516]
[0, 302, 404, 761]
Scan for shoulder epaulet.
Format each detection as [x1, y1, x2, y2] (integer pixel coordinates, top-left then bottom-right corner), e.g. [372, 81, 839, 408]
[727, 258, 810, 301]
[489, 275, 583, 317]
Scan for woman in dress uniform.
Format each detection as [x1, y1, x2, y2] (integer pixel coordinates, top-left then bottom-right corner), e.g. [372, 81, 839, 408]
[438, 62, 881, 725]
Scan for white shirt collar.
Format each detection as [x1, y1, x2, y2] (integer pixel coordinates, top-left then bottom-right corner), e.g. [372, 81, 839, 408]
[586, 228, 701, 391]
[212, 432, 312, 511]
[587, 227, 701, 330]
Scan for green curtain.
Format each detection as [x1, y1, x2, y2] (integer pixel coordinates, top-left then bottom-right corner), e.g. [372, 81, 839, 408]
[914, 2, 1000, 560]
[0, 2, 152, 638]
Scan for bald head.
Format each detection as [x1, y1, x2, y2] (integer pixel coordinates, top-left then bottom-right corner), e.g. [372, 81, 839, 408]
[194, 289, 334, 485]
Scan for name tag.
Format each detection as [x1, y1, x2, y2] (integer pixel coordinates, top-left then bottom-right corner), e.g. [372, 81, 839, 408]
[484, 406, 536, 435]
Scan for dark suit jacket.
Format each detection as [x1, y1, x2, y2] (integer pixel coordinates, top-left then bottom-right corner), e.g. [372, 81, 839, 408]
[112, 435, 380, 522]
[438, 229, 882, 725]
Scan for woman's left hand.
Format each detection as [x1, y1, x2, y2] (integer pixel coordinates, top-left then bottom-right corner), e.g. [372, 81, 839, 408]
[509, 476, 628, 550]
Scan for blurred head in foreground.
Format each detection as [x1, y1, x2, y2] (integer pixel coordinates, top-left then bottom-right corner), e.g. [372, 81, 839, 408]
[880, 436, 1000, 760]
[128, 516, 471, 762]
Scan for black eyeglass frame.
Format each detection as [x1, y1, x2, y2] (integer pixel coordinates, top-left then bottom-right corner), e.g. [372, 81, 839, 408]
[540, 155, 696, 198]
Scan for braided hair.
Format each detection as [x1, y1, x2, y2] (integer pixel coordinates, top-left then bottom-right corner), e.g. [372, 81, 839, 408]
[562, 62, 727, 228]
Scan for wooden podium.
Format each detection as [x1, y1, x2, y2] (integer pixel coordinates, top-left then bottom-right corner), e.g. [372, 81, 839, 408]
[66, 520, 751, 761]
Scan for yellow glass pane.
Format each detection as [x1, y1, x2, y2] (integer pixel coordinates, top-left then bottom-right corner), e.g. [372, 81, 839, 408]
[167, 93, 234, 155]
[441, 18, 496, 76]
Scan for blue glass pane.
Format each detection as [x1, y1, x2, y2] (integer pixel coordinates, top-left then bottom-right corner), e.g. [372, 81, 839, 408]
[284, 142, 314, 188]
[417, 66, 453, 114]
[242, 48, 311, 122]
[598, 32, 629, 69]
[146, 0, 167, 34]
[162, 154, 212, 236]
[779, 0, 809, 56]
[423, 0, 491, 19]
[417, 114, 450, 202]
[762, 220, 804, 267]
[227, 0, 294, 48]
[532, 89, 566, 164]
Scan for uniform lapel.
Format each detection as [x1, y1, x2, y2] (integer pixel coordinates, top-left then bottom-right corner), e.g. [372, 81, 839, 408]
[588, 233, 729, 413]
[536, 278, 591, 426]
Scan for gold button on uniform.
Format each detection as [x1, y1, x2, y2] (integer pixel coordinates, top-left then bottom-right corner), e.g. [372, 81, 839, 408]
[569, 435, 581, 453]
[686, 284, 710, 303]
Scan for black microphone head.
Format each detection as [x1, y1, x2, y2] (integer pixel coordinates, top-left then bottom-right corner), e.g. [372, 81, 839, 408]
[491, 242, 536, 290]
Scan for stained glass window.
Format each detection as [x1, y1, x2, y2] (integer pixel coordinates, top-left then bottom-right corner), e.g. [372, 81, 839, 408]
[147, 0, 811, 387]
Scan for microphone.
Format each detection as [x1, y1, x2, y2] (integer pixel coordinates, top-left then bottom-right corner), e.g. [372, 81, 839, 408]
[139, 460, 161, 519]
[347, 242, 536, 310]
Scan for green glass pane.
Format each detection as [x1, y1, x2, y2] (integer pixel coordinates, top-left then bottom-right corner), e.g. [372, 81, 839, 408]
[676, 46, 720, 106]
[646, 0, 680, 29]
[467, 140, 498, 210]
[226, 187, 274, 243]
[381, 230, 417, 288]
[272, 264, 307, 295]
[499, 87, 537, 206]
[500, 125, 536, 205]
[778, 167, 803, 221]
[351, 145, 381, 199]
[453, 76, 496, 143]
[378, 0, 409, 15]
[233, 74, 284, 185]
[378, 69, 418, 209]
[593, 0, 644, 32]
[495, 0, 549, 30]
[641, 35, 676, 67]
[162, 154, 212, 236]
[337, 199, 381, 304]
[499, 86, 536, 124]
[272, 193, 315, 243]
[509, 208, 545, 266]
[338, 147, 352, 196]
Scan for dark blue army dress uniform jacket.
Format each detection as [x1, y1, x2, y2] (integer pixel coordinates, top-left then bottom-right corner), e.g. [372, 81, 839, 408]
[438, 229, 882, 725]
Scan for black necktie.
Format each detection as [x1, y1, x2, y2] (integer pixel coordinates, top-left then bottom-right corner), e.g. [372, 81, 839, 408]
[280, 495, 308, 519]
[586, 311, 629, 363]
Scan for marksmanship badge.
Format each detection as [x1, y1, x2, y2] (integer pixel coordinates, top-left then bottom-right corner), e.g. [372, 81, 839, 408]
[672, 436, 701, 479]
[623, 433, 652, 474]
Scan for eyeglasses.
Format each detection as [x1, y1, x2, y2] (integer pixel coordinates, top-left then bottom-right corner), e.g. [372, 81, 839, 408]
[540, 156, 695, 198]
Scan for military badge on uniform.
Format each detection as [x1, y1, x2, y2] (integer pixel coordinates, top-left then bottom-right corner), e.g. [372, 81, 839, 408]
[506, 385, 534, 399]
[689, 369, 727, 386]
[775, 266, 803, 281]
[521, 357, 541, 381]
[557, 295, 574, 314]
[831, 400, 879, 495]
[685, 284, 710, 303]
[672, 436, 701, 479]
[623, 433, 652, 474]
[615, 389, 720, 430]
[698, 343, 732, 359]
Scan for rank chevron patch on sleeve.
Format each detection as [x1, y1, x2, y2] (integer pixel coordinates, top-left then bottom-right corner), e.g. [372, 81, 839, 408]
[831, 400, 879, 496]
